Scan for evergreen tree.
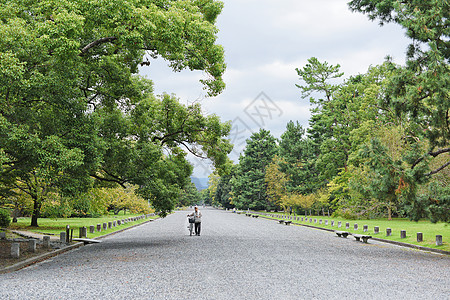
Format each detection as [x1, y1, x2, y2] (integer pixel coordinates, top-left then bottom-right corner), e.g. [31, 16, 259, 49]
[232, 129, 278, 210]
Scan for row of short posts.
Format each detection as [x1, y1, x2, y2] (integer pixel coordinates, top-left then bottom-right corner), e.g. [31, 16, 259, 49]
[9, 239, 40, 259]
[257, 212, 444, 246]
[8, 214, 155, 258]
[83, 213, 154, 237]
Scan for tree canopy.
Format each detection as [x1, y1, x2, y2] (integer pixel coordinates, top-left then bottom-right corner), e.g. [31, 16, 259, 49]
[0, 0, 230, 225]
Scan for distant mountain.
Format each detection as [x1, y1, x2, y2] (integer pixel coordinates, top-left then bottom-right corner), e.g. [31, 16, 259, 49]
[191, 177, 209, 190]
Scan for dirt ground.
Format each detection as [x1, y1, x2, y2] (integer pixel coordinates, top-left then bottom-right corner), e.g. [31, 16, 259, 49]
[0, 233, 54, 270]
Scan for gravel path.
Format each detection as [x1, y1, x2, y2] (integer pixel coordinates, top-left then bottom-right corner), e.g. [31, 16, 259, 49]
[1, 208, 449, 299]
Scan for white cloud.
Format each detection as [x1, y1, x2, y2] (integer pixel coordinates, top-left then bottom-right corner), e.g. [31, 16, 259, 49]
[139, 0, 411, 177]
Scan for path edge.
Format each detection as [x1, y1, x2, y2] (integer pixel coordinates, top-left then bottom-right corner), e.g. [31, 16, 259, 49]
[250, 213, 450, 256]
[0, 216, 163, 274]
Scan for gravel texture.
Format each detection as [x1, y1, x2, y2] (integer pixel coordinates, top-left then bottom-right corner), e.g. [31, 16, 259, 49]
[1, 208, 449, 299]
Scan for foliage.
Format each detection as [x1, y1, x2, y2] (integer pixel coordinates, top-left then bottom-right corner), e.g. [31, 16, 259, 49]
[265, 156, 288, 209]
[232, 129, 278, 210]
[178, 182, 201, 207]
[0, 208, 11, 228]
[0, 0, 230, 225]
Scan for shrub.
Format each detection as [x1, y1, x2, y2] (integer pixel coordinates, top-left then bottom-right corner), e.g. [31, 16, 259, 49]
[0, 208, 11, 228]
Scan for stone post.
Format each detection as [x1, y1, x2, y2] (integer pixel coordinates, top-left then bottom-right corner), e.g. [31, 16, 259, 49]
[301, 217, 304, 222]
[325, 220, 328, 226]
[346, 222, 350, 229]
[400, 230, 406, 239]
[97, 224, 101, 232]
[319, 219, 322, 224]
[117, 220, 121, 225]
[386, 228, 392, 236]
[374, 226, 379, 234]
[309, 218, 312, 223]
[43, 236, 51, 248]
[28, 239, 37, 253]
[0, 231, 6, 239]
[89, 225, 95, 233]
[331, 220, 334, 227]
[436, 235, 443, 246]
[60, 232, 66, 243]
[363, 225, 368, 232]
[314, 219, 317, 223]
[108, 221, 112, 229]
[103, 223, 107, 230]
[354, 224, 358, 231]
[11, 243, 20, 258]
[79, 227, 87, 238]
[338, 221, 342, 228]
[417, 232, 423, 242]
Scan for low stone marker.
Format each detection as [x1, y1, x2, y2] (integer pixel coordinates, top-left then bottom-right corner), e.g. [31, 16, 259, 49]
[417, 232, 423, 242]
[11, 243, 20, 258]
[103, 223, 107, 230]
[108, 221, 112, 229]
[331, 220, 334, 227]
[42, 236, 50, 249]
[314, 219, 317, 223]
[0, 231, 6, 239]
[117, 220, 121, 225]
[309, 218, 312, 223]
[60, 232, 66, 243]
[90, 225, 95, 234]
[386, 228, 392, 236]
[338, 221, 342, 228]
[354, 223, 358, 231]
[400, 230, 406, 239]
[301, 217, 304, 221]
[28, 239, 37, 253]
[436, 235, 443, 246]
[374, 226, 379, 234]
[319, 219, 322, 224]
[97, 224, 101, 232]
[363, 225, 368, 232]
[79, 227, 87, 238]
[346, 222, 350, 229]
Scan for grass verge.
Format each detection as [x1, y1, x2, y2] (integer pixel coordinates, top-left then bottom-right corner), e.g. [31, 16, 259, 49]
[258, 212, 449, 252]
[8, 213, 159, 239]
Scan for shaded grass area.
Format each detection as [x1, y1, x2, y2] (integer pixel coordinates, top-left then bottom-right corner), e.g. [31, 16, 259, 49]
[258, 212, 450, 252]
[9, 213, 159, 239]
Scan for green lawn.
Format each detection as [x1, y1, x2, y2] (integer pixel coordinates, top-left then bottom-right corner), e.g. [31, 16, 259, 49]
[258, 212, 450, 252]
[9, 213, 158, 239]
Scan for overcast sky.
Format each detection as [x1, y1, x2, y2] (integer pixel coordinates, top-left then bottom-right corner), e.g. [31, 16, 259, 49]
[139, 0, 411, 178]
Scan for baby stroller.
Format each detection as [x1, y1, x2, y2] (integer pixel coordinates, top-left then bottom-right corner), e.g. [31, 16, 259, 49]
[187, 216, 195, 236]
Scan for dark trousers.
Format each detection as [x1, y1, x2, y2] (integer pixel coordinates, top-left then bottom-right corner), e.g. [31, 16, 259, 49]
[195, 222, 201, 235]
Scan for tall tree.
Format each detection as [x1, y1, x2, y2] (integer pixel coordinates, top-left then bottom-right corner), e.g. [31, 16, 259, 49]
[0, 0, 228, 225]
[232, 129, 278, 211]
[348, 0, 450, 221]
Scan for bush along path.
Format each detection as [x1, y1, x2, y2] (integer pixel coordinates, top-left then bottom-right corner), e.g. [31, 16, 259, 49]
[236, 210, 449, 255]
[0, 213, 159, 273]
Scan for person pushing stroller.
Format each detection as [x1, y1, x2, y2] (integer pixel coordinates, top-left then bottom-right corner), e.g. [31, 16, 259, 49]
[187, 206, 202, 236]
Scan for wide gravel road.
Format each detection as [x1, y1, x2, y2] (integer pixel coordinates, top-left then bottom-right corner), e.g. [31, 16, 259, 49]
[1, 208, 449, 299]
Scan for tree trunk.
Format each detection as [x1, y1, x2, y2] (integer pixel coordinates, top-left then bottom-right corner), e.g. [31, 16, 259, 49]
[31, 195, 40, 227]
[387, 206, 392, 221]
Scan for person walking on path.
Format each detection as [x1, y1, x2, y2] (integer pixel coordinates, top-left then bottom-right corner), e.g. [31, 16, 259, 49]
[187, 206, 202, 236]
